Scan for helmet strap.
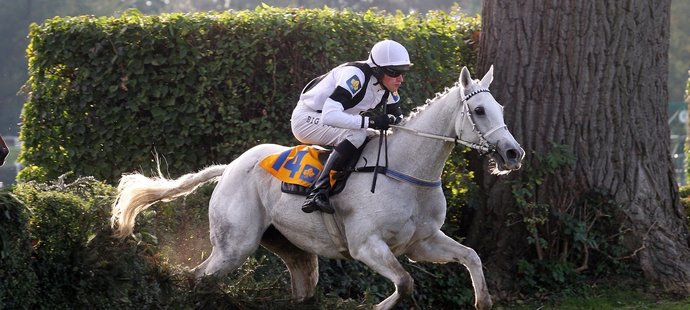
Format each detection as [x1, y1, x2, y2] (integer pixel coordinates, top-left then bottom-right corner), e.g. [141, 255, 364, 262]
[372, 68, 385, 84]
[369, 55, 385, 84]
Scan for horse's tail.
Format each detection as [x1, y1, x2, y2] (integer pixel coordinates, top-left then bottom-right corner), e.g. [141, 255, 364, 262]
[110, 164, 228, 239]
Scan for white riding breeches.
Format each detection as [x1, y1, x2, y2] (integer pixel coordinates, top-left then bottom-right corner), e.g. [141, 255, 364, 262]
[291, 103, 370, 148]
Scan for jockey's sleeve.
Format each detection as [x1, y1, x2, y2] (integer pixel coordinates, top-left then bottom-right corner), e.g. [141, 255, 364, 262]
[322, 67, 367, 129]
[322, 96, 366, 129]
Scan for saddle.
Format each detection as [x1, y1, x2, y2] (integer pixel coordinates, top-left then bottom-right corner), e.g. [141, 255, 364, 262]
[258, 142, 369, 196]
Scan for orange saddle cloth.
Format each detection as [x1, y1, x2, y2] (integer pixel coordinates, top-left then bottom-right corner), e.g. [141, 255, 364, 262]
[258, 145, 332, 188]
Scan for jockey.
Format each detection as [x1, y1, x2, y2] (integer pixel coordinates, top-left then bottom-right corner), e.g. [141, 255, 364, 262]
[0, 135, 8, 167]
[290, 39, 411, 214]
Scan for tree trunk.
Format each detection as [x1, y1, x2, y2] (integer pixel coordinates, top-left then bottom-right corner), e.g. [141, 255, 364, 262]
[467, 0, 690, 296]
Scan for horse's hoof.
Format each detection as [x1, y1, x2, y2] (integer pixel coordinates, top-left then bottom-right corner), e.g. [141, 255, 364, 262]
[476, 298, 493, 310]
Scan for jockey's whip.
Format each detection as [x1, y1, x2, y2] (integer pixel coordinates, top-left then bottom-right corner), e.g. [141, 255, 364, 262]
[371, 96, 388, 193]
[371, 128, 384, 193]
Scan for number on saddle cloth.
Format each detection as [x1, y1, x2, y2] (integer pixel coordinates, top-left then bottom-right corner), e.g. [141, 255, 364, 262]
[258, 144, 366, 196]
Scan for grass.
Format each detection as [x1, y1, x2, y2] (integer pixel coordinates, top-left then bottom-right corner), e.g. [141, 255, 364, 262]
[495, 282, 690, 310]
[183, 279, 690, 310]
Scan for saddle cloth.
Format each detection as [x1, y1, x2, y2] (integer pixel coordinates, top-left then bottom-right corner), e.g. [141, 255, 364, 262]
[258, 145, 360, 196]
[259, 145, 353, 257]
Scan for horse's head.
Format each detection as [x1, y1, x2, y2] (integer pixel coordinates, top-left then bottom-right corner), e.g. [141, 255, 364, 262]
[456, 65, 525, 174]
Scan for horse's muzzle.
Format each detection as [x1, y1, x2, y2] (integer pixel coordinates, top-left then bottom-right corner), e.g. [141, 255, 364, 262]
[490, 144, 525, 173]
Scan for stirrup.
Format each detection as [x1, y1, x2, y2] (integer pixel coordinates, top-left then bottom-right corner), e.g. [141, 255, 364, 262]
[301, 192, 335, 214]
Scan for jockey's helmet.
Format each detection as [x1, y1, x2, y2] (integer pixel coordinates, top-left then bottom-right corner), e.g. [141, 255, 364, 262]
[368, 40, 411, 76]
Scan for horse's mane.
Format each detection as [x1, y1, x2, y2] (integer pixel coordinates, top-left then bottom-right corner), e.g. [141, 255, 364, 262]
[400, 79, 465, 125]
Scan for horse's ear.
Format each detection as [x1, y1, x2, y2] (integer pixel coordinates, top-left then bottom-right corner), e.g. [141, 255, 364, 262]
[480, 65, 494, 88]
[460, 66, 472, 88]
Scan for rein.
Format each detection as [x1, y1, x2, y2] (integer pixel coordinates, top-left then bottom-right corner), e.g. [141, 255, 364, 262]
[389, 87, 501, 154]
[371, 91, 390, 193]
[389, 125, 493, 153]
[365, 87, 502, 189]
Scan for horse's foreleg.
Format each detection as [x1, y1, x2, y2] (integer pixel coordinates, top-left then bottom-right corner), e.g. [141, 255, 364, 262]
[261, 225, 318, 301]
[349, 239, 414, 310]
[406, 231, 492, 310]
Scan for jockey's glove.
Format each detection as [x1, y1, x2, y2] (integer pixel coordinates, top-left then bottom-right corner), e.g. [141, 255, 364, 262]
[391, 114, 403, 125]
[368, 114, 394, 130]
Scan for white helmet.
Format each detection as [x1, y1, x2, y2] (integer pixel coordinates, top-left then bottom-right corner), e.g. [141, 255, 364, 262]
[368, 39, 411, 71]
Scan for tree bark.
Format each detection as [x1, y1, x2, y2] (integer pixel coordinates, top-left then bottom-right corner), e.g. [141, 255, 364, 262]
[468, 0, 690, 296]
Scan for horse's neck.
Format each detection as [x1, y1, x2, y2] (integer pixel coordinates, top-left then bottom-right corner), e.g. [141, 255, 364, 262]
[386, 87, 460, 181]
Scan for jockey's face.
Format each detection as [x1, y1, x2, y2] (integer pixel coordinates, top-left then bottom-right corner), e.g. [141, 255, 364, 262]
[381, 72, 404, 92]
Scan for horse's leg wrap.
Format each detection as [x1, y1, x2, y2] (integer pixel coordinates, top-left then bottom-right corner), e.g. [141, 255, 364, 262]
[302, 140, 356, 214]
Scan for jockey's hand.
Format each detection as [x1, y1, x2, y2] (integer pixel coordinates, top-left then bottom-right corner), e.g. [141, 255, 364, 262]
[368, 114, 393, 130]
[390, 114, 403, 125]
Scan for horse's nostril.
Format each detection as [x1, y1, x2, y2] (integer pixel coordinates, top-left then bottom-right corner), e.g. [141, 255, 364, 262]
[506, 149, 518, 159]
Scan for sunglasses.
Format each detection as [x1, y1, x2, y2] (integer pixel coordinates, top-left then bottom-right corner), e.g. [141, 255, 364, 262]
[382, 67, 404, 77]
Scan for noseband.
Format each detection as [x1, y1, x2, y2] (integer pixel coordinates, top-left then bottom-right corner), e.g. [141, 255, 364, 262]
[391, 88, 503, 154]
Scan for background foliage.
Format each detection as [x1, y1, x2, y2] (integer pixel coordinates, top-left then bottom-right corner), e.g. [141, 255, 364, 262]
[5, 0, 689, 137]
[0, 191, 37, 309]
[3, 6, 485, 309]
[20, 6, 479, 183]
[0, 174, 480, 309]
[0, 0, 482, 138]
[3, 4, 684, 309]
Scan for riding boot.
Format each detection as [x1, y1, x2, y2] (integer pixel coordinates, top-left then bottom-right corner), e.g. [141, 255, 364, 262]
[302, 140, 356, 214]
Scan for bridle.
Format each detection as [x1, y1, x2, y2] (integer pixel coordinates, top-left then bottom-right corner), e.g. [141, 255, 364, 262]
[366, 86, 507, 191]
[390, 88, 505, 154]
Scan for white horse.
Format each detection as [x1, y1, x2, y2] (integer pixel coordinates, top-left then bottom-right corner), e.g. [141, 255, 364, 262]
[111, 66, 524, 310]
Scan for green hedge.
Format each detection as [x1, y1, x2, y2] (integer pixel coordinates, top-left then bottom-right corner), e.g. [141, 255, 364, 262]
[0, 176, 479, 309]
[13, 6, 484, 308]
[1, 178, 175, 309]
[0, 191, 37, 308]
[20, 6, 480, 183]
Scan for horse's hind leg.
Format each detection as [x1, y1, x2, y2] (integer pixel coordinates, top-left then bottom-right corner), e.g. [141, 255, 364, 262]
[191, 229, 260, 279]
[191, 190, 266, 278]
[261, 225, 318, 301]
[406, 231, 492, 310]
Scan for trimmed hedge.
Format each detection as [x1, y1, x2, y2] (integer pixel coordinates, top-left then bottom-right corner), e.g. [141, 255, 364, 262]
[11, 6, 485, 309]
[2, 178, 178, 309]
[20, 6, 480, 183]
[0, 191, 38, 308]
[1, 176, 478, 309]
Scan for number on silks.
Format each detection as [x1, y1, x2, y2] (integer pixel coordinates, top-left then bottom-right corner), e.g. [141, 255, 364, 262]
[270, 149, 320, 182]
[282, 150, 306, 178]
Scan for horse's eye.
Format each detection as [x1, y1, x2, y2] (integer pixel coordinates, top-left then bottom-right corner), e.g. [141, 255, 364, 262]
[474, 106, 485, 115]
